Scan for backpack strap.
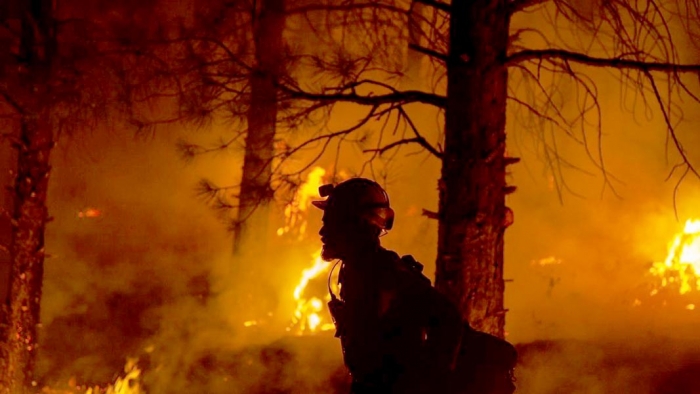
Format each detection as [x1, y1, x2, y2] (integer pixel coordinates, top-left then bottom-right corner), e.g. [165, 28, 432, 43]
[400, 254, 424, 273]
[399, 254, 432, 286]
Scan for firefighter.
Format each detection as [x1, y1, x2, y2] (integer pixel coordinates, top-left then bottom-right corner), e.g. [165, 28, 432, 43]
[312, 178, 463, 393]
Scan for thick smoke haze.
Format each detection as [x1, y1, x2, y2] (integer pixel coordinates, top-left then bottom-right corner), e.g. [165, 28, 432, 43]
[2, 0, 698, 392]
[31, 80, 700, 392]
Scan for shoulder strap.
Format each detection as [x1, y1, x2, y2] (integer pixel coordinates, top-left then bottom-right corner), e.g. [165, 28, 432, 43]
[399, 254, 432, 286]
[400, 254, 424, 273]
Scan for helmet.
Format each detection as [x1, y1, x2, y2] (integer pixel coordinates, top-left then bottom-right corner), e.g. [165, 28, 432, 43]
[312, 178, 394, 230]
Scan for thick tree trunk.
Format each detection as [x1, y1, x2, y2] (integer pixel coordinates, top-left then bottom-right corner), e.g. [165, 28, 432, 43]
[1, 119, 52, 394]
[435, 0, 511, 338]
[0, 0, 54, 392]
[233, 0, 285, 254]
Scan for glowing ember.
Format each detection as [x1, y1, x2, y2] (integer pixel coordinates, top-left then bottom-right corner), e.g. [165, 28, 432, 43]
[288, 250, 336, 334]
[650, 219, 700, 295]
[77, 207, 102, 218]
[243, 320, 258, 327]
[531, 256, 562, 266]
[277, 167, 326, 239]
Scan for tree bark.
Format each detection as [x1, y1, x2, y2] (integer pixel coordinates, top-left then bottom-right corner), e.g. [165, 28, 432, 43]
[435, 0, 511, 338]
[1, 119, 53, 394]
[233, 0, 285, 254]
[407, 1, 427, 83]
[0, 0, 54, 392]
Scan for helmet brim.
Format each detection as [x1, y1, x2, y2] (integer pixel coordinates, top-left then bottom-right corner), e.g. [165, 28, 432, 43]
[311, 200, 327, 210]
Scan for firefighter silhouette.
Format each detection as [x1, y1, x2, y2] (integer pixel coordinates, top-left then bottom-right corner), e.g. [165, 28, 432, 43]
[313, 178, 517, 394]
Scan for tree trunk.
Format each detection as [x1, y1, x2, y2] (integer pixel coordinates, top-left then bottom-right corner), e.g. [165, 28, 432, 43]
[233, 0, 285, 254]
[0, 0, 54, 392]
[407, 1, 426, 83]
[435, 0, 511, 338]
[1, 119, 53, 394]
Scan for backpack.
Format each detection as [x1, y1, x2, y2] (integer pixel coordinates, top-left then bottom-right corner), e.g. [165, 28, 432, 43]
[449, 325, 517, 394]
[399, 254, 518, 394]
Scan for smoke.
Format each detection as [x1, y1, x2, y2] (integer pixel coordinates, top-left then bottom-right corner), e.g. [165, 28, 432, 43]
[497, 3, 700, 393]
[35, 122, 351, 392]
[503, 1, 700, 344]
[515, 338, 700, 394]
[8, 0, 700, 392]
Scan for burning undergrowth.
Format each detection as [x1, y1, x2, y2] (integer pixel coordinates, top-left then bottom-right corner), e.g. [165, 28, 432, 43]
[35, 134, 351, 393]
[19, 77, 700, 392]
[515, 337, 700, 394]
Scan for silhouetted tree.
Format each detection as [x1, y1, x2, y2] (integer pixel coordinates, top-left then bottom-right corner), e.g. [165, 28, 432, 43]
[235, 0, 286, 253]
[276, 0, 700, 338]
[0, 2, 66, 390]
[130, 0, 290, 255]
[135, 0, 404, 255]
[0, 0, 150, 389]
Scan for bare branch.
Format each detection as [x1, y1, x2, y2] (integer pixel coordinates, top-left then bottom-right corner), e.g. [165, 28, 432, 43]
[507, 49, 700, 74]
[508, 0, 549, 14]
[363, 137, 432, 155]
[280, 84, 446, 108]
[397, 106, 442, 158]
[422, 209, 438, 220]
[507, 94, 567, 132]
[644, 70, 700, 178]
[273, 105, 382, 176]
[286, 3, 408, 16]
[414, 0, 450, 13]
[408, 43, 447, 63]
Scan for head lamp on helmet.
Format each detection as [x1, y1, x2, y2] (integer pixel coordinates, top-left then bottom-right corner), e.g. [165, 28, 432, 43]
[312, 178, 394, 231]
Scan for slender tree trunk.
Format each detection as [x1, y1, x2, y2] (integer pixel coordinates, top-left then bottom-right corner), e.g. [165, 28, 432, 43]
[0, 0, 54, 391]
[233, 0, 285, 254]
[435, 0, 512, 338]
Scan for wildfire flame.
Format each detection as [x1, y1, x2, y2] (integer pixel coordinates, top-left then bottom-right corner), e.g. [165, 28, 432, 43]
[288, 249, 336, 334]
[84, 358, 143, 394]
[277, 167, 326, 239]
[42, 358, 142, 394]
[650, 219, 700, 295]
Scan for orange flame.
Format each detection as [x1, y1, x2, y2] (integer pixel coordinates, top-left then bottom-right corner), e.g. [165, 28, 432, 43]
[85, 358, 142, 394]
[277, 167, 326, 239]
[650, 219, 700, 295]
[288, 250, 336, 334]
[41, 358, 142, 394]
